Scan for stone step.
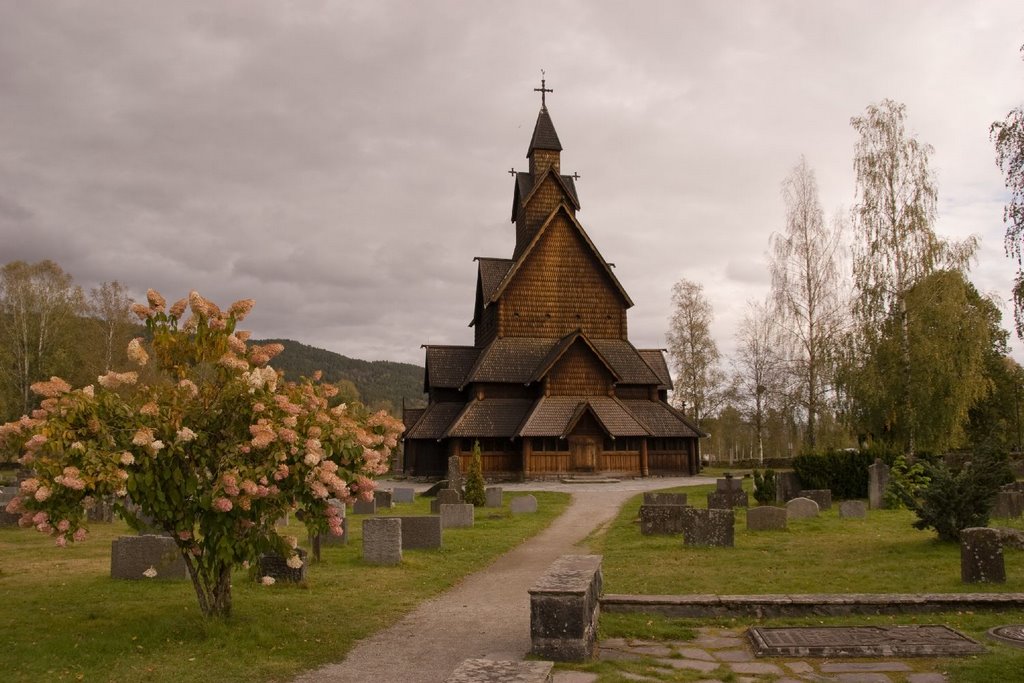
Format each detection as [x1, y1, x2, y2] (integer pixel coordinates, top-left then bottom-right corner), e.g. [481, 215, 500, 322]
[445, 659, 553, 682]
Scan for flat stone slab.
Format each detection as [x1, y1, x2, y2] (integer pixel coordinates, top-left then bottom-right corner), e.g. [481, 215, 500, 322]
[987, 624, 1024, 648]
[445, 659, 553, 682]
[747, 625, 986, 657]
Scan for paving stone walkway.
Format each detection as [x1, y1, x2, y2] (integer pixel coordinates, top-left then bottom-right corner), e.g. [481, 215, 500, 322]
[553, 627, 950, 683]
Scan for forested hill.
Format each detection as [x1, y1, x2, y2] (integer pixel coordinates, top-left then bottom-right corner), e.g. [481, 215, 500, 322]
[257, 338, 425, 412]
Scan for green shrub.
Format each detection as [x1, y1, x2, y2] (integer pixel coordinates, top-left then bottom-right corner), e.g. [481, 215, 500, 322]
[887, 450, 1015, 542]
[463, 440, 486, 507]
[752, 468, 777, 505]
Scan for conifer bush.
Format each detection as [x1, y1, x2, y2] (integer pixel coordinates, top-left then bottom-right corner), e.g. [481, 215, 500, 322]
[752, 468, 777, 505]
[463, 440, 486, 507]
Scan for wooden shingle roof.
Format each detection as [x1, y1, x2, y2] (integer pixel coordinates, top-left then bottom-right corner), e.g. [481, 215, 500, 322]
[402, 407, 425, 431]
[637, 349, 674, 390]
[528, 107, 562, 154]
[531, 331, 620, 384]
[464, 337, 557, 385]
[621, 399, 703, 438]
[476, 258, 515, 303]
[404, 402, 465, 440]
[512, 171, 580, 222]
[591, 339, 663, 385]
[445, 398, 535, 438]
[424, 346, 481, 390]
[518, 396, 649, 437]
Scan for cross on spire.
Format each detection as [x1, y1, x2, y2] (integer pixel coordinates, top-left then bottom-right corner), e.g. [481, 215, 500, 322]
[508, 167, 517, 176]
[534, 70, 553, 110]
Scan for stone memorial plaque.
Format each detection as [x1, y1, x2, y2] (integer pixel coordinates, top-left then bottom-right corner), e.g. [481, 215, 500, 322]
[747, 625, 985, 657]
[987, 625, 1024, 649]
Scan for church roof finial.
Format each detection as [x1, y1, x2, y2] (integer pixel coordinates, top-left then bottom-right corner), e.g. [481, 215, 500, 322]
[534, 70, 553, 110]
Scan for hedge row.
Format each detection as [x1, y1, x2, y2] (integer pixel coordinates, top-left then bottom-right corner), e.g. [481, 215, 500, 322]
[791, 448, 898, 500]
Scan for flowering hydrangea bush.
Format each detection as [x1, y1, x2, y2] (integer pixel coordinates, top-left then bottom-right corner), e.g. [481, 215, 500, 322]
[1, 289, 403, 617]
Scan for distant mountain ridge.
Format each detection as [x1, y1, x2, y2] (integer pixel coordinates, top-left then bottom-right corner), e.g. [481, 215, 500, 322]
[257, 338, 425, 413]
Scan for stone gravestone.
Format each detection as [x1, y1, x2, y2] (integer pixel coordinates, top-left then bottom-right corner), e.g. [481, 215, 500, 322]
[511, 494, 539, 514]
[362, 517, 402, 566]
[786, 497, 819, 520]
[353, 497, 377, 515]
[86, 496, 115, 523]
[431, 487, 462, 514]
[868, 458, 890, 510]
[440, 503, 474, 529]
[447, 454, 464, 492]
[775, 471, 801, 503]
[961, 527, 1005, 583]
[484, 486, 503, 508]
[529, 554, 603, 662]
[799, 489, 832, 510]
[839, 500, 867, 519]
[991, 490, 1023, 519]
[707, 475, 749, 509]
[643, 492, 688, 506]
[746, 506, 787, 531]
[681, 508, 735, 547]
[395, 516, 442, 550]
[373, 490, 394, 510]
[111, 535, 188, 580]
[259, 547, 308, 583]
[319, 516, 349, 547]
[639, 504, 688, 535]
[0, 486, 20, 526]
[393, 487, 416, 504]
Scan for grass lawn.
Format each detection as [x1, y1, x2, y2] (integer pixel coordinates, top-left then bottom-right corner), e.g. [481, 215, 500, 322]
[0, 491, 569, 683]
[576, 481, 1024, 682]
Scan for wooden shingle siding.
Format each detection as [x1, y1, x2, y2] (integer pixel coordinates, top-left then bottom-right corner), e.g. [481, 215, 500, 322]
[601, 452, 641, 472]
[548, 345, 613, 396]
[530, 453, 571, 473]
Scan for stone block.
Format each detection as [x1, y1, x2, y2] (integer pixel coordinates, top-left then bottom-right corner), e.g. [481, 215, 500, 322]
[639, 504, 688, 535]
[681, 508, 735, 547]
[447, 454, 463, 491]
[446, 659, 553, 683]
[440, 503, 474, 529]
[707, 490, 749, 509]
[643, 492, 687, 506]
[259, 547, 308, 583]
[393, 487, 416, 504]
[110, 535, 188, 580]
[320, 516, 349, 546]
[868, 458, 890, 510]
[775, 471, 801, 503]
[839, 500, 868, 519]
[746, 505, 787, 531]
[0, 489, 19, 526]
[362, 517, 402, 565]
[961, 527, 1005, 583]
[511, 494, 538, 514]
[353, 498, 377, 515]
[373, 490, 393, 509]
[786, 497, 819, 520]
[799, 489, 832, 510]
[85, 496, 115, 523]
[485, 486, 503, 508]
[395, 516, 442, 549]
[716, 476, 743, 492]
[991, 491, 1023, 519]
[530, 554, 603, 662]
[431, 488, 462, 513]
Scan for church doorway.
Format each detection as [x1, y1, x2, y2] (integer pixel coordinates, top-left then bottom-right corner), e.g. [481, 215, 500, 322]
[568, 435, 600, 472]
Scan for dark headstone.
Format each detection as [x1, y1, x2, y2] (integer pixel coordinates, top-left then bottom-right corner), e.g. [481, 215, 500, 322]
[681, 508, 735, 547]
[353, 498, 377, 515]
[110, 535, 188, 580]
[431, 488, 462, 513]
[707, 490, 749, 509]
[86, 496, 115, 523]
[0, 487, 19, 526]
[363, 517, 402, 565]
[529, 554, 603, 662]
[868, 458, 890, 510]
[961, 527, 1005, 583]
[319, 516, 349, 546]
[373, 490, 394, 509]
[775, 471, 801, 503]
[992, 491, 1023, 519]
[643, 492, 688, 506]
[717, 475, 742, 492]
[799, 489, 832, 510]
[395, 516, 442, 549]
[259, 547, 308, 583]
[639, 504, 688, 535]
[447, 455, 464, 492]
[746, 505, 787, 531]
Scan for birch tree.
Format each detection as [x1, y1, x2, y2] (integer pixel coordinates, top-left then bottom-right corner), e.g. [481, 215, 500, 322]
[850, 100, 977, 454]
[732, 299, 785, 464]
[88, 280, 134, 373]
[769, 157, 845, 449]
[666, 278, 723, 428]
[992, 45, 1024, 337]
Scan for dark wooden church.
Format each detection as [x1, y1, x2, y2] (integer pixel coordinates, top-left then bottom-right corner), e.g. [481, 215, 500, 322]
[402, 86, 703, 478]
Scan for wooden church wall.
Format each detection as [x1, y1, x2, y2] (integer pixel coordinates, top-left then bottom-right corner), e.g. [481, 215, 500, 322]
[501, 214, 625, 339]
[547, 344, 613, 395]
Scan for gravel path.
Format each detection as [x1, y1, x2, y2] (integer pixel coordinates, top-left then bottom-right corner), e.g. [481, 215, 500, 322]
[292, 477, 704, 683]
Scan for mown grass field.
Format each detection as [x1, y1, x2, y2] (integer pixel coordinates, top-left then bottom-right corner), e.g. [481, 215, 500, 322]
[0, 491, 569, 682]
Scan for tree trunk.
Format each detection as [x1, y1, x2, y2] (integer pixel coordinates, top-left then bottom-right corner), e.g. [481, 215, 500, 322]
[899, 295, 915, 456]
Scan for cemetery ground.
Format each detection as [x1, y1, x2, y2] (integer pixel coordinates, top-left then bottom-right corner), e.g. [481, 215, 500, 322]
[560, 478, 1024, 682]
[0, 491, 569, 682]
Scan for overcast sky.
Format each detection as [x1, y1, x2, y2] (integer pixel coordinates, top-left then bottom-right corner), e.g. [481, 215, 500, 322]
[2, 1, 1023, 369]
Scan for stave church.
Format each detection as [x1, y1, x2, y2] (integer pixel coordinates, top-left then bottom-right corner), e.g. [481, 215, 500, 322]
[402, 83, 703, 479]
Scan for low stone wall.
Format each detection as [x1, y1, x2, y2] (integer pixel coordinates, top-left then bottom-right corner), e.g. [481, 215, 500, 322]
[529, 554, 603, 662]
[601, 592, 1024, 618]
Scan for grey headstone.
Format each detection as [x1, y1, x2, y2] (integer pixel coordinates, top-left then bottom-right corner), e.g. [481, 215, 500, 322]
[529, 554, 603, 662]
[799, 489, 832, 510]
[259, 547, 308, 583]
[961, 527, 1005, 583]
[775, 471, 801, 503]
[446, 659, 553, 683]
[681, 508, 735, 547]
[511, 494, 539, 514]
[707, 490, 749, 509]
[353, 498, 377, 515]
[373, 490, 393, 509]
[485, 486, 503, 508]
[362, 517, 402, 565]
[0, 489, 19, 526]
[746, 505, 787, 531]
[839, 500, 868, 519]
[643, 492, 688, 506]
[110, 535, 188, 580]
[639, 504, 688, 535]
[431, 488, 462, 513]
[786, 497, 820, 520]
[868, 458, 890, 510]
[440, 503, 474, 529]
[393, 487, 416, 504]
[395, 516, 442, 549]
[716, 476, 742, 492]
[86, 496, 115, 523]
[446, 455, 463, 491]
[992, 491, 1023, 519]
[320, 516, 349, 546]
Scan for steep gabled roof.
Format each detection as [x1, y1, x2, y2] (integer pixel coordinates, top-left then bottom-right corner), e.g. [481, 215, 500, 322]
[463, 337, 557, 386]
[621, 399, 704, 438]
[637, 349, 674, 390]
[402, 407, 425, 431]
[591, 339, 663, 385]
[527, 107, 562, 155]
[491, 203, 634, 308]
[531, 330, 620, 384]
[445, 398, 535, 438]
[405, 402, 465, 440]
[518, 396, 649, 438]
[511, 170, 581, 222]
[476, 257, 515, 303]
[424, 346, 480, 390]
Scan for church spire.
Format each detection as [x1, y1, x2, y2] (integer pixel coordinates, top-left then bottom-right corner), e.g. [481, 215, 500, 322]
[527, 73, 562, 177]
